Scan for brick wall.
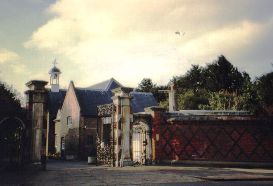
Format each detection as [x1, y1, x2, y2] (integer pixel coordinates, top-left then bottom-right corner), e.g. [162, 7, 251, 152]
[79, 117, 100, 159]
[152, 114, 273, 162]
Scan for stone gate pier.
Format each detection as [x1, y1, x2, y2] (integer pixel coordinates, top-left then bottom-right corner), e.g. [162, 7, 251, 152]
[25, 80, 48, 162]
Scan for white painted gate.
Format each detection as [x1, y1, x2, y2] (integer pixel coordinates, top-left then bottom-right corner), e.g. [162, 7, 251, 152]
[132, 125, 147, 164]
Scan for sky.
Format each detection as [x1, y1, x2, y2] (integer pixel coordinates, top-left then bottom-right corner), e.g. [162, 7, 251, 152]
[0, 0, 273, 97]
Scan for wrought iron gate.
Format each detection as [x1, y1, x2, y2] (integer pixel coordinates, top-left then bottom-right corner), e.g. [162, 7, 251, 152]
[132, 126, 147, 164]
[0, 117, 26, 168]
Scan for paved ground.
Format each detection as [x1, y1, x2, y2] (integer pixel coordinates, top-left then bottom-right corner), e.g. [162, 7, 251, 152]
[1, 160, 273, 185]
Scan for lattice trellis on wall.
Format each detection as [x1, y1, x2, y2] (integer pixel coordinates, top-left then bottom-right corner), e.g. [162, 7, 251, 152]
[158, 120, 273, 162]
[96, 134, 113, 166]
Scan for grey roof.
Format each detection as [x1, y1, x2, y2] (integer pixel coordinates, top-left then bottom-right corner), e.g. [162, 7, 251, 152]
[75, 90, 158, 116]
[48, 90, 66, 116]
[75, 89, 113, 116]
[85, 78, 123, 91]
[47, 78, 158, 117]
[130, 92, 158, 113]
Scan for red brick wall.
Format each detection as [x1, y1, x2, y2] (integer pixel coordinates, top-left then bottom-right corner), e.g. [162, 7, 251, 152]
[79, 117, 100, 159]
[152, 114, 273, 162]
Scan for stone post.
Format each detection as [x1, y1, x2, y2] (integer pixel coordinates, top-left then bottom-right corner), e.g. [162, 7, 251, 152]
[25, 80, 48, 162]
[169, 83, 177, 112]
[112, 87, 133, 167]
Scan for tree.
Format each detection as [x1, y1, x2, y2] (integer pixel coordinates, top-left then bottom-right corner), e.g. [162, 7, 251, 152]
[238, 72, 261, 114]
[256, 71, 273, 114]
[0, 81, 21, 112]
[177, 89, 209, 110]
[174, 55, 247, 110]
[137, 78, 156, 93]
[203, 55, 245, 92]
[201, 91, 241, 110]
[136, 78, 168, 103]
[175, 65, 204, 92]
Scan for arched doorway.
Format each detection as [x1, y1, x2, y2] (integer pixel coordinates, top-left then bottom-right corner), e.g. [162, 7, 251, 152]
[132, 122, 151, 164]
[0, 117, 25, 167]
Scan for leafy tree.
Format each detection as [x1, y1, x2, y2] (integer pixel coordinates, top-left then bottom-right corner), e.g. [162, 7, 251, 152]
[173, 55, 249, 111]
[201, 91, 241, 110]
[256, 71, 273, 114]
[153, 85, 168, 103]
[203, 55, 245, 92]
[137, 78, 168, 103]
[0, 81, 21, 112]
[201, 72, 260, 113]
[177, 89, 209, 110]
[175, 65, 204, 92]
[238, 72, 261, 114]
[137, 78, 156, 92]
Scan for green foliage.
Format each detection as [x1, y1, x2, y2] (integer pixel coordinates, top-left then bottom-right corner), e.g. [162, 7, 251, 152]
[174, 65, 204, 92]
[137, 78, 168, 103]
[135, 55, 272, 115]
[159, 99, 168, 110]
[256, 72, 273, 107]
[177, 89, 209, 110]
[174, 55, 246, 93]
[137, 78, 156, 92]
[174, 55, 257, 112]
[238, 73, 261, 114]
[203, 55, 245, 92]
[153, 85, 168, 103]
[201, 91, 241, 110]
[0, 81, 21, 111]
[255, 71, 273, 114]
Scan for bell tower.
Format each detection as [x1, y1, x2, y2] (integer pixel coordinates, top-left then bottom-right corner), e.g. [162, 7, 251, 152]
[49, 59, 61, 92]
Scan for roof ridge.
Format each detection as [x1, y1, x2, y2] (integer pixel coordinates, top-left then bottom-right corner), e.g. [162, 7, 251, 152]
[105, 78, 123, 90]
[75, 87, 108, 92]
[84, 78, 123, 90]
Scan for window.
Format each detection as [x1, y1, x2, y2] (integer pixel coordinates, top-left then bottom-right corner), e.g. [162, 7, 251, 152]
[67, 116, 72, 128]
[102, 117, 112, 124]
[87, 135, 93, 145]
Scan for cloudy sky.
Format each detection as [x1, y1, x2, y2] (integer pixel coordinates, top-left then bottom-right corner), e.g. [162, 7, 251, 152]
[1, 0, 273, 95]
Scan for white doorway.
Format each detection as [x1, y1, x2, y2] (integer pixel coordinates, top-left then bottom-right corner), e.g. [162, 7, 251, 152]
[132, 122, 150, 164]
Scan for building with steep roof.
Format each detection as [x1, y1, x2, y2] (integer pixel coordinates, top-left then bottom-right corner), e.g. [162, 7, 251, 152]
[47, 90, 66, 153]
[52, 77, 157, 159]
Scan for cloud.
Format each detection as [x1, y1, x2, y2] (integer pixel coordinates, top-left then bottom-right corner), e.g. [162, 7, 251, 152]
[0, 49, 19, 64]
[10, 63, 30, 75]
[180, 21, 264, 64]
[25, 0, 273, 86]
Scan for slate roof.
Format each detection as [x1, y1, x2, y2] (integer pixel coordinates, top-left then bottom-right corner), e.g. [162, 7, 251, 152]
[47, 78, 158, 117]
[86, 78, 123, 91]
[130, 92, 158, 113]
[48, 90, 66, 116]
[74, 90, 158, 116]
[75, 89, 113, 116]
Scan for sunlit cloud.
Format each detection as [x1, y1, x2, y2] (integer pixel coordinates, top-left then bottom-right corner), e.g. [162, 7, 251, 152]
[0, 49, 19, 64]
[25, 0, 273, 87]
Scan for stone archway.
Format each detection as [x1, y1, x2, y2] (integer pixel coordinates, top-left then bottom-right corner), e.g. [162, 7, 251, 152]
[0, 117, 26, 166]
[131, 122, 151, 165]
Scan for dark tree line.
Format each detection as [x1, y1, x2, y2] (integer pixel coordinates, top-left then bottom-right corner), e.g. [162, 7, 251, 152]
[0, 81, 21, 112]
[137, 55, 273, 115]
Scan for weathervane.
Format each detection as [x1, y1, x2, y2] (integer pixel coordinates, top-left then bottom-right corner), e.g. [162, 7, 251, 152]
[53, 58, 58, 66]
